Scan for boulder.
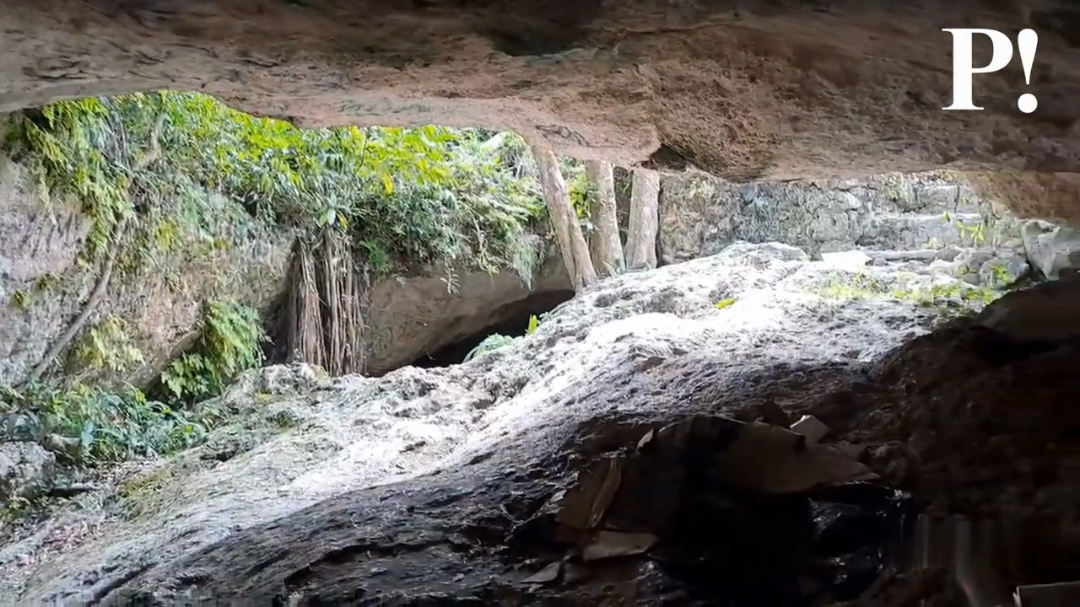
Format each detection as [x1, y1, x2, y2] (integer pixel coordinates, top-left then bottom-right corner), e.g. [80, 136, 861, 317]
[361, 257, 572, 375]
[1021, 219, 1080, 280]
[976, 278, 1080, 342]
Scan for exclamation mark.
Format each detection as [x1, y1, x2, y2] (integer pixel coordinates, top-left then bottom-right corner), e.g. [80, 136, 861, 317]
[1017, 28, 1038, 114]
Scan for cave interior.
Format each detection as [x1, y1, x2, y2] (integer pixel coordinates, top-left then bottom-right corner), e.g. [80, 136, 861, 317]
[410, 289, 576, 368]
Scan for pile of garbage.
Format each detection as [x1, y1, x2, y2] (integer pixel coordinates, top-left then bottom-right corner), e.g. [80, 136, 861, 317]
[511, 410, 918, 606]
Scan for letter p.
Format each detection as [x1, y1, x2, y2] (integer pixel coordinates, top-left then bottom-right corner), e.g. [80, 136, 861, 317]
[942, 28, 1014, 110]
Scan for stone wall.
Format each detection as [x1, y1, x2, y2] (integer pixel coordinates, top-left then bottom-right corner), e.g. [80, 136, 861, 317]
[657, 171, 1024, 265]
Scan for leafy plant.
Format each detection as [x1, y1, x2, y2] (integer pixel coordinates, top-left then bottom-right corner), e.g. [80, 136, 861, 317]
[463, 334, 518, 363]
[567, 170, 594, 219]
[9, 289, 31, 310]
[67, 315, 145, 376]
[714, 297, 737, 310]
[957, 220, 988, 245]
[3, 382, 216, 463]
[463, 314, 544, 363]
[160, 299, 266, 404]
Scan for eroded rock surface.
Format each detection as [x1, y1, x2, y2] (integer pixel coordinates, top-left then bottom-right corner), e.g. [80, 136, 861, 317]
[0, 155, 292, 387]
[360, 256, 572, 375]
[4, 0, 1080, 222]
[659, 171, 1025, 263]
[4, 241, 1075, 603]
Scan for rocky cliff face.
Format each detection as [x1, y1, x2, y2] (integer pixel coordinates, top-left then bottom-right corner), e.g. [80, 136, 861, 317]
[658, 169, 1080, 284]
[659, 171, 1023, 263]
[0, 152, 574, 385]
[0, 156, 292, 388]
[5, 158, 1067, 388]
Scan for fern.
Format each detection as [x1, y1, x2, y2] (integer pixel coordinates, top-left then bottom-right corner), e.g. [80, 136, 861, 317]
[463, 334, 517, 363]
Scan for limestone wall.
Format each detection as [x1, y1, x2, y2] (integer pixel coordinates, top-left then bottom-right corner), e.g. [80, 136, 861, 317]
[656, 171, 1023, 264]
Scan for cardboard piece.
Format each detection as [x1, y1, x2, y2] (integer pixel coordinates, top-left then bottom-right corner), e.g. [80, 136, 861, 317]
[711, 421, 878, 494]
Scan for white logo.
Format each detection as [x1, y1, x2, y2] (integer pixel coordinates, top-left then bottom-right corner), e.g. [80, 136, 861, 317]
[942, 28, 1039, 113]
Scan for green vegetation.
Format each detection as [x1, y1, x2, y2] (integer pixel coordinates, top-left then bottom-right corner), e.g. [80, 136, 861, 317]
[942, 211, 995, 247]
[1, 93, 545, 277]
[0, 382, 218, 463]
[66, 314, 145, 376]
[816, 270, 1000, 314]
[0, 91, 551, 468]
[463, 314, 543, 362]
[161, 299, 266, 404]
[565, 162, 597, 223]
[714, 297, 737, 310]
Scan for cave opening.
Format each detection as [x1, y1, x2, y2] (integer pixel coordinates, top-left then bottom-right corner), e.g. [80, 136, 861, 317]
[410, 289, 576, 368]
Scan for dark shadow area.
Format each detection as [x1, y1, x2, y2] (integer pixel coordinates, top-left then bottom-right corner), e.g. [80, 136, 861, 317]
[410, 289, 575, 368]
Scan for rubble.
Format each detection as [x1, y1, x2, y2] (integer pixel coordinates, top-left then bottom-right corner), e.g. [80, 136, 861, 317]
[520, 414, 915, 605]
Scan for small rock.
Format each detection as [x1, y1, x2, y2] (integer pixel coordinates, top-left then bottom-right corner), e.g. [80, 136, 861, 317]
[0, 441, 56, 502]
[934, 245, 964, 262]
[821, 250, 871, 272]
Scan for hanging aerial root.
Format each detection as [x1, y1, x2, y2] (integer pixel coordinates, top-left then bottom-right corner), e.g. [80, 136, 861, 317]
[281, 229, 370, 377]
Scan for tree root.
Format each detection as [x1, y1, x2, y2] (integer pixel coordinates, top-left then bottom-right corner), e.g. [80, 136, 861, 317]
[21, 219, 130, 386]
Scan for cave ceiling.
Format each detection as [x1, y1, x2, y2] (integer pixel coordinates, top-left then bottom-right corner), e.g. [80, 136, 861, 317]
[3, 0, 1080, 222]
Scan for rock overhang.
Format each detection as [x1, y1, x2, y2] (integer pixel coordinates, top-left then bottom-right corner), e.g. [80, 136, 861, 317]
[2, 0, 1080, 220]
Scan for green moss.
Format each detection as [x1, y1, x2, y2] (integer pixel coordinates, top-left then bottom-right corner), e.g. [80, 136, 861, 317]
[118, 465, 173, 499]
[815, 270, 1000, 315]
[7, 271, 62, 311]
[34, 271, 59, 291]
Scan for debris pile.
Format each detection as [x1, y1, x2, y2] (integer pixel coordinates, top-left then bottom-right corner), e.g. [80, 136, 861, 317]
[514, 413, 917, 606]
